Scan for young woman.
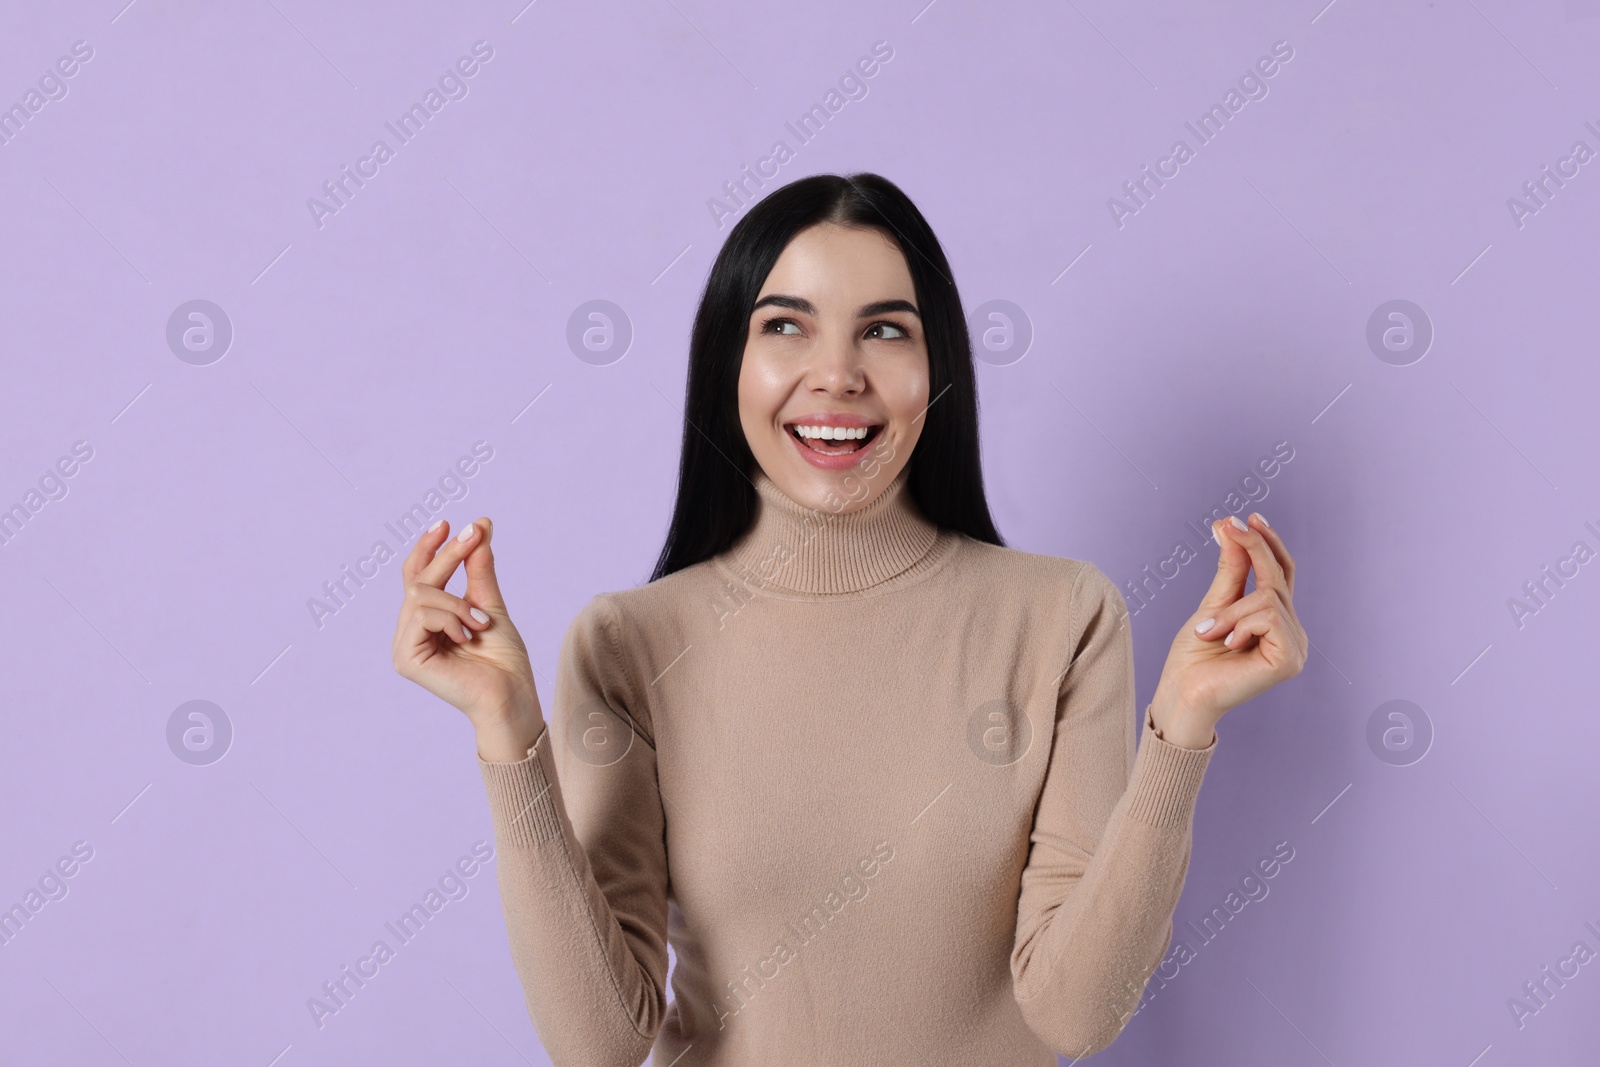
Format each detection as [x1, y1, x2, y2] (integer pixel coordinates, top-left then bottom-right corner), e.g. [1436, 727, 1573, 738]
[392, 173, 1307, 1065]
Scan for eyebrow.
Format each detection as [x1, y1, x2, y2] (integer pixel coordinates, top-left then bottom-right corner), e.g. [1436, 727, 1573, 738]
[750, 294, 921, 319]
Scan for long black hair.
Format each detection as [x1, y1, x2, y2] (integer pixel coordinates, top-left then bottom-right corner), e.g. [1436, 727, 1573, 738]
[649, 172, 1004, 582]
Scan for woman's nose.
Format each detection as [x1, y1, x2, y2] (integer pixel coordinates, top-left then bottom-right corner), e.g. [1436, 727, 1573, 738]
[807, 337, 864, 391]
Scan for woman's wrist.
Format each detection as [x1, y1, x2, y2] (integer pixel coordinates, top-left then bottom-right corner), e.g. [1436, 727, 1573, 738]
[476, 710, 543, 763]
[473, 685, 544, 762]
[1147, 696, 1217, 750]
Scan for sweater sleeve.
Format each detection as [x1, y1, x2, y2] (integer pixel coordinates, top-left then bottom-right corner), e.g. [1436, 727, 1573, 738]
[477, 593, 668, 1067]
[1010, 563, 1216, 1058]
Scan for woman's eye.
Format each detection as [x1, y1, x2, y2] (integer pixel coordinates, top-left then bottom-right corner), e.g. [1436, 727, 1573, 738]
[867, 321, 909, 340]
[764, 318, 801, 336]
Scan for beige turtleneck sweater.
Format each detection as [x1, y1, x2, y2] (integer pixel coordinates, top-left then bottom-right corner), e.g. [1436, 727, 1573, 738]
[477, 466, 1217, 1065]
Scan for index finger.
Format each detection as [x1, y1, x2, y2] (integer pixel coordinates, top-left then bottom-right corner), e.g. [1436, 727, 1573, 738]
[401, 518, 451, 587]
[416, 516, 490, 590]
[1227, 517, 1291, 599]
[1246, 513, 1295, 599]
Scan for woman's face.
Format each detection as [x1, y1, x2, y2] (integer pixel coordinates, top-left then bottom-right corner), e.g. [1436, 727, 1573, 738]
[737, 222, 930, 515]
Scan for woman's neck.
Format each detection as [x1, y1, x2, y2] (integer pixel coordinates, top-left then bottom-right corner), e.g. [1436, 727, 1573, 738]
[721, 466, 943, 595]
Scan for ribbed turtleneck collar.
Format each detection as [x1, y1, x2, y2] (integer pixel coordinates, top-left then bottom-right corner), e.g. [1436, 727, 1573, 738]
[720, 466, 944, 596]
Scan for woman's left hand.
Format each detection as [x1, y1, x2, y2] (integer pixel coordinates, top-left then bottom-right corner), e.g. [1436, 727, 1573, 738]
[1148, 512, 1308, 748]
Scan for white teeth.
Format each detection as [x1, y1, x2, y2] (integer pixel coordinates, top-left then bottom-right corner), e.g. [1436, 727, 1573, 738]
[795, 424, 869, 440]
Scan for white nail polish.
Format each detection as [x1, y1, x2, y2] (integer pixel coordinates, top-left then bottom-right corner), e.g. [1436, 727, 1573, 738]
[1224, 629, 1236, 645]
[461, 625, 472, 640]
[1254, 513, 1270, 528]
[1229, 515, 1248, 532]
[1195, 618, 1216, 635]
[470, 607, 490, 623]
[428, 518, 443, 532]
[457, 523, 476, 543]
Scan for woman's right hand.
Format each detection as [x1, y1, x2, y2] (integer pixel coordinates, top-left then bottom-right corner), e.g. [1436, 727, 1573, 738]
[391, 516, 541, 737]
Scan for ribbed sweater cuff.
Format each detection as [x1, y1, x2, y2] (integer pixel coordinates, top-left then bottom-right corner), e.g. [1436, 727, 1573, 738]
[478, 726, 565, 847]
[1124, 710, 1215, 829]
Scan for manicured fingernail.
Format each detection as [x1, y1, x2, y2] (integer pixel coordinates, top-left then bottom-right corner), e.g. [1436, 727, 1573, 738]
[1195, 618, 1216, 635]
[461, 624, 472, 640]
[1254, 513, 1270, 527]
[470, 607, 490, 623]
[457, 523, 476, 543]
[1229, 515, 1248, 532]
[1224, 629, 1236, 645]
[428, 518, 443, 532]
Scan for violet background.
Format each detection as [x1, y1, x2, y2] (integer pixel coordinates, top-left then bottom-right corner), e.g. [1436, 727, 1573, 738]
[3, 0, 1599, 1064]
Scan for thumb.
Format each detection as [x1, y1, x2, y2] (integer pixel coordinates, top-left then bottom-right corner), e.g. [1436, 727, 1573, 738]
[464, 517, 507, 613]
[1197, 518, 1251, 612]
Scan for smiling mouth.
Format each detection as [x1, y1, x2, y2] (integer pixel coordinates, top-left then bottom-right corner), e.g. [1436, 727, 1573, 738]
[786, 424, 883, 455]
